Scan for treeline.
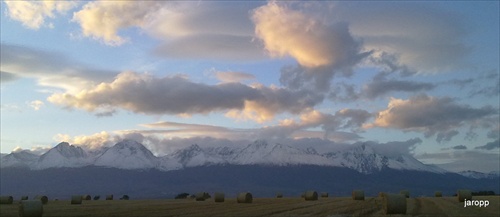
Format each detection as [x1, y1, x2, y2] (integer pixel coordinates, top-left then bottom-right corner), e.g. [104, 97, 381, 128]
[453, 191, 496, 196]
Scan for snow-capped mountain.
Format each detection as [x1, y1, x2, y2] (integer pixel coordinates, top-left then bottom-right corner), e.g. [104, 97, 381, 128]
[458, 170, 500, 179]
[36, 142, 91, 169]
[0, 150, 39, 168]
[94, 140, 158, 170]
[230, 140, 332, 166]
[0, 139, 451, 174]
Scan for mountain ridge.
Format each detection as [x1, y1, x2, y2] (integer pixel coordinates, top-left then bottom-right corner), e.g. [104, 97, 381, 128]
[1, 139, 495, 178]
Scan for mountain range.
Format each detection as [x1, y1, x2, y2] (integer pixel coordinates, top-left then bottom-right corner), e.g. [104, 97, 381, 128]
[1, 140, 498, 179]
[2, 140, 447, 173]
[1, 140, 499, 199]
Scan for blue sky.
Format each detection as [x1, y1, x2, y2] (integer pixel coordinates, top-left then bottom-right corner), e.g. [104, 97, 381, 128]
[1, 1, 498, 173]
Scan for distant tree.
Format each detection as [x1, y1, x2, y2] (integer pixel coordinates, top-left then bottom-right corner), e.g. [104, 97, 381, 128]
[472, 191, 495, 196]
[175, 193, 190, 199]
[94, 195, 100, 200]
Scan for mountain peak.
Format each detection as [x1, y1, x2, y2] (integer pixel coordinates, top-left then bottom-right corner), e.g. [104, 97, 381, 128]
[94, 140, 157, 169]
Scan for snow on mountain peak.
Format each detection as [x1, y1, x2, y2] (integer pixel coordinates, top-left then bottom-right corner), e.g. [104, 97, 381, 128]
[1, 139, 453, 175]
[94, 140, 158, 169]
[36, 142, 90, 169]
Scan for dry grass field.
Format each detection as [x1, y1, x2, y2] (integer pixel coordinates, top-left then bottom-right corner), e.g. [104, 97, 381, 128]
[1, 196, 498, 217]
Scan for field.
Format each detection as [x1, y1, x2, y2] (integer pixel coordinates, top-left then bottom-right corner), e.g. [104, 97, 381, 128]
[1, 196, 499, 217]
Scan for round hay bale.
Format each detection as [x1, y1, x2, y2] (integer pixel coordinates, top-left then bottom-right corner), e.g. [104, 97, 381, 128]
[352, 190, 365, 200]
[304, 191, 318, 201]
[195, 192, 206, 201]
[435, 191, 442, 197]
[457, 189, 472, 202]
[34, 195, 48, 205]
[93, 195, 100, 200]
[71, 195, 82, 205]
[106, 195, 113, 200]
[378, 192, 387, 198]
[384, 193, 407, 214]
[214, 192, 225, 202]
[121, 195, 129, 200]
[321, 192, 328, 198]
[236, 192, 252, 203]
[0, 196, 13, 204]
[276, 192, 283, 198]
[82, 195, 91, 200]
[400, 190, 410, 198]
[21, 196, 29, 201]
[19, 200, 43, 217]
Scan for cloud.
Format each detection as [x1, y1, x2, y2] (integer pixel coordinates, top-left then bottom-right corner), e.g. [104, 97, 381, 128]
[252, 2, 365, 68]
[12, 145, 52, 155]
[4, 0, 77, 29]
[214, 71, 256, 83]
[0, 43, 117, 92]
[72, 1, 160, 46]
[418, 151, 500, 173]
[0, 71, 19, 83]
[53, 131, 114, 150]
[335, 2, 471, 73]
[362, 79, 435, 99]
[368, 94, 498, 137]
[48, 71, 259, 115]
[226, 85, 324, 123]
[452, 145, 467, 150]
[475, 139, 500, 150]
[47, 71, 322, 120]
[153, 34, 264, 60]
[28, 100, 44, 111]
[436, 130, 459, 143]
[255, 109, 371, 140]
[71, 1, 264, 59]
[369, 138, 422, 158]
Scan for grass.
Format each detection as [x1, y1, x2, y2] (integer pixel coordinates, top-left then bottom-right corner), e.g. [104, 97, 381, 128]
[1, 196, 498, 217]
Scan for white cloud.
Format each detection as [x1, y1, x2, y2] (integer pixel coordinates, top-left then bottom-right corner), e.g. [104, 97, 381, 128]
[252, 2, 365, 69]
[72, 1, 160, 46]
[4, 0, 77, 29]
[28, 100, 44, 111]
[53, 131, 113, 150]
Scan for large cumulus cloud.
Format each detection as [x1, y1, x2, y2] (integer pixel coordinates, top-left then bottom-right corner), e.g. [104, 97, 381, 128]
[368, 94, 498, 138]
[48, 71, 324, 120]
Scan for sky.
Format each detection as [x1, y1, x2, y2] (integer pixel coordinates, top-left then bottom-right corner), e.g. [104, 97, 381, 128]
[0, 1, 499, 173]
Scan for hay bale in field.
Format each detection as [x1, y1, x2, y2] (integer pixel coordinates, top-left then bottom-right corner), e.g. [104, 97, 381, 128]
[435, 191, 442, 197]
[21, 196, 29, 200]
[214, 192, 225, 202]
[352, 190, 364, 200]
[236, 192, 252, 203]
[106, 195, 113, 200]
[34, 195, 48, 204]
[71, 195, 82, 205]
[0, 196, 13, 204]
[19, 200, 43, 217]
[400, 190, 410, 198]
[82, 195, 91, 200]
[93, 195, 100, 200]
[120, 195, 129, 200]
[384, 193, 406, 214]
[195, 192, 206, 201]
[276, 192, 283, 198]
[457, 189, 472, 202]
[378, 192, 387, 198]
[304, 191, 318, 201]
[321, 192, 328, 198]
